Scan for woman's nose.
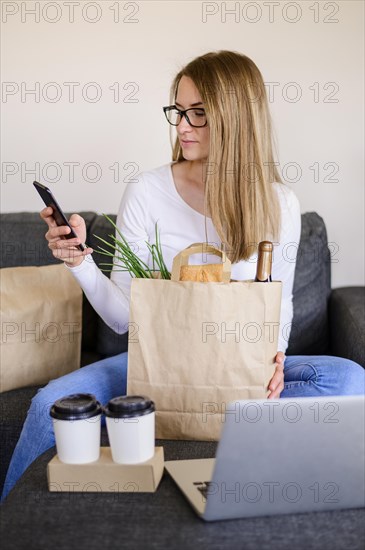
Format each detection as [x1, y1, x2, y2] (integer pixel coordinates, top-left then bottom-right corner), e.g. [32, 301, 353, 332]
[177, 115, 192, 133]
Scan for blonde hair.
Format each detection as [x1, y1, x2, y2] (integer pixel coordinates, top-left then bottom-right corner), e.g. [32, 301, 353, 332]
[169, 50, 282, 263]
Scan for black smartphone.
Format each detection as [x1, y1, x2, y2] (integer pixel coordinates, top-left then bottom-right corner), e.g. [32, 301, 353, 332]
[33, 181, 85, 251]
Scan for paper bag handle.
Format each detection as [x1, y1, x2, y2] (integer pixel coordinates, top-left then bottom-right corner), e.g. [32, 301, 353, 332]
[171, 243, 232, 282]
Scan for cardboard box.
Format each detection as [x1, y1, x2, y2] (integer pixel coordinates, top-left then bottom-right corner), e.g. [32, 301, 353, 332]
[47, 446, 164, 493]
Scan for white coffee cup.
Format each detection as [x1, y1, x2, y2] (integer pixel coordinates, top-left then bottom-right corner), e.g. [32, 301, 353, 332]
[104, 395, 155, 464]
[50, 393, 102, 464]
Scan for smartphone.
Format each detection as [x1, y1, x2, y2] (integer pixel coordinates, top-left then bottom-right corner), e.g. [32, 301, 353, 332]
[33, 181, 85, 251]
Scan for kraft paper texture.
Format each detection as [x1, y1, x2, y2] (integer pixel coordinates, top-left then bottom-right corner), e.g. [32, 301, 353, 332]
[47, 447, 164, 493]
[127, 275, 282, 441]
[1, 264, 82, 393]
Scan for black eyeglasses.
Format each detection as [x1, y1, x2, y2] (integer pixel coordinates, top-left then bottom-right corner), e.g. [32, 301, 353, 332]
[163, 105, 207, 128]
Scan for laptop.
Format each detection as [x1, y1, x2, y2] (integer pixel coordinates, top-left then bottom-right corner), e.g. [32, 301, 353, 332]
[164, 396, 365, 521]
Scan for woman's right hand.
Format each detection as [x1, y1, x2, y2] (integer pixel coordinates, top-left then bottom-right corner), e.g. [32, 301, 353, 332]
[40, 206, 93, 267]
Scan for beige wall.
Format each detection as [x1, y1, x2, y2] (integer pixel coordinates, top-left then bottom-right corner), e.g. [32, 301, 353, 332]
[1, 0, 364, 287]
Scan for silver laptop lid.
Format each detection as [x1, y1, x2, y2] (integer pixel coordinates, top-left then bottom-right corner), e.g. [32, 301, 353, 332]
[204, 396, 365, 521]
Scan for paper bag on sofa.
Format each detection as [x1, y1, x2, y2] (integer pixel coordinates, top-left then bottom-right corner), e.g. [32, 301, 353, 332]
[0, 264, 82, 393]
[127, 244, 282, 441]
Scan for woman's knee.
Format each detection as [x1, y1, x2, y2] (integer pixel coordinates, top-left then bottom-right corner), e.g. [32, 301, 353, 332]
[285, 355, 365, 396]
[339, 359, 365, 394]
[318, 356, 365, 395]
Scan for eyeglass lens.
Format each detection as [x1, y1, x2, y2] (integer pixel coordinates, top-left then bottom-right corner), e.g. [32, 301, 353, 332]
[166, 108, 206, 127]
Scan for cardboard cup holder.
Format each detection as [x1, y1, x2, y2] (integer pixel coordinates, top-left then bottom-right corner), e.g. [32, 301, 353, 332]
[47, 446, 164, 493]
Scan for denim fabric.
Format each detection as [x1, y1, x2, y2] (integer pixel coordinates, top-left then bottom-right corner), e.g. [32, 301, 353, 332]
[282, 355, 365, 397]
[2, 353, 364, 501]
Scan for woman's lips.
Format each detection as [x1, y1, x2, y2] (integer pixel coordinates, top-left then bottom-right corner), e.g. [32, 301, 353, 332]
[181, 140, 197, 147]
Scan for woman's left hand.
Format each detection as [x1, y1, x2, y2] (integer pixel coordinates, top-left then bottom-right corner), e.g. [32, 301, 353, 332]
[267, 351, 285, 399]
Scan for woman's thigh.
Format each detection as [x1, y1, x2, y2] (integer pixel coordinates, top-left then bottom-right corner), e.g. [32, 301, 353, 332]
[33, 351, 128, 414]
[281, 355, 365, 398]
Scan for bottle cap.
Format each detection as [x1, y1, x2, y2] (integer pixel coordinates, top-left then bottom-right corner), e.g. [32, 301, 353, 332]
[258, 241, 273, 252]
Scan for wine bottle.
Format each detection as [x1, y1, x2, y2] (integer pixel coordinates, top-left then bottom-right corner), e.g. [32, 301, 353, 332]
[255, 241, 273, 282]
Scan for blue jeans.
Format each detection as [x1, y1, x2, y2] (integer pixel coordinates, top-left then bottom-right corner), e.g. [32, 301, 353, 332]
[2, 353, 364, 501]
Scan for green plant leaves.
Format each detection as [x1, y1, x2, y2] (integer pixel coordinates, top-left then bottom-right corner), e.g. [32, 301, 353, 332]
[93, 217, 171, 279]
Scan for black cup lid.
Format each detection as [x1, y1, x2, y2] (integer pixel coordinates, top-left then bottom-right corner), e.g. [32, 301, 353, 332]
[104, 395, 155, 418]
[50, 393, 102, 421]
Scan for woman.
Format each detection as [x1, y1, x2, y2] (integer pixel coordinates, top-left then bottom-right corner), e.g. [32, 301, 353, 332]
[2, 50, 364, 501]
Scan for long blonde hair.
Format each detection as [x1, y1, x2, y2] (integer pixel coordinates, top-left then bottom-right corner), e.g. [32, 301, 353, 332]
[169, 50, 282, 263]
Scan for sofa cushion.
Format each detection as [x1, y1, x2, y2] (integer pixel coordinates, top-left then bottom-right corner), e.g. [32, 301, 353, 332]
[2, 439, 364, 550]
[329, 287, 365, 367]
[88, 214, 129, 357]
[0, 212, 96, 268]
[0, 385, 41, 491]
[287, 212, 331, 355]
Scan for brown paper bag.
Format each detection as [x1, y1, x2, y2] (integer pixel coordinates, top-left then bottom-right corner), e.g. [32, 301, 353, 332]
[0, 264, 82, 393]
[127, 244, 282, 441]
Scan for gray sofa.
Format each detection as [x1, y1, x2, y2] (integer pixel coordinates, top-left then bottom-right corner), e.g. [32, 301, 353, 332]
[0, 210, 364, 499]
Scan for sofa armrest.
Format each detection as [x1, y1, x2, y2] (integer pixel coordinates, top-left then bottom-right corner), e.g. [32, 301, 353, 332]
[328, 287, 365, 368]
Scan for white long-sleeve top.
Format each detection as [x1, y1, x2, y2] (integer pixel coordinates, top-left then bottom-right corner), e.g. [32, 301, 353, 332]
[67, 162, 301, 353]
